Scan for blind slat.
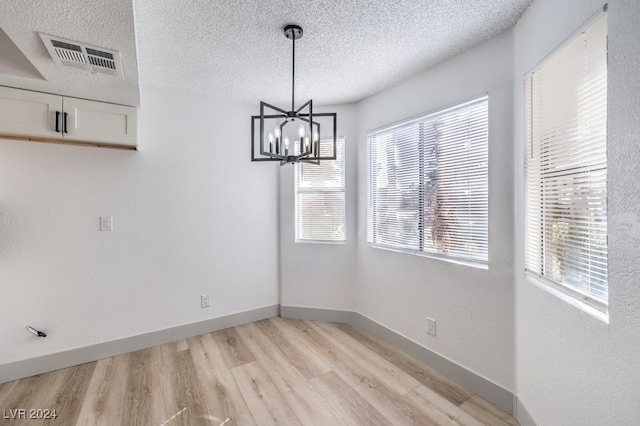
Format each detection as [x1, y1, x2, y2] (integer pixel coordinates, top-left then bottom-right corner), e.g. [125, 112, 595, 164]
[368, 96, 489, 265]
[295, 138, 346, 242]
[525, 12, 608, 307]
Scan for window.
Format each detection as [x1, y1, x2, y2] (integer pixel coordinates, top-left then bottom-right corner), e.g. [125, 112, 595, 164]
[367, 96, 489, 266]
[524, 11, 608, 316]
[295, 137, 346, 242]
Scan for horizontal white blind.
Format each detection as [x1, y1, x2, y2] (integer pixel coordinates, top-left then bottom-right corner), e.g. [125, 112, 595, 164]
[525, 12, 608, 307]
[368, 96, 489, 264]
[295, 138, 345, 242]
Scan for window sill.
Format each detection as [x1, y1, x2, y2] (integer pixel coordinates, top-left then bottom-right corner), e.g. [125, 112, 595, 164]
[525, 272, 609, 323]
[368, 243, 488, 270]
[296, 239, 347, 245]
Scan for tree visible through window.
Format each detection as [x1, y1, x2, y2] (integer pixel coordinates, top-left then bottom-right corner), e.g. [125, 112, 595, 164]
[368, 96, 489, 265]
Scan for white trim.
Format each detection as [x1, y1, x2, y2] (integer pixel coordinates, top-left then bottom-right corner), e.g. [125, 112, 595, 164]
[367, 243, 489, 270]
[0, 305, 279, 384]
[515, 396, 538, 426]
[281, 305, 514, 414]
[525, 273, 609, 323]
[2, 304, 517, 416]
[524, 4, 608, 77]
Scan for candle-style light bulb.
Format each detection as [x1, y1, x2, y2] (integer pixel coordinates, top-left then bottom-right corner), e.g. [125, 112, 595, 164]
[284, 136, 290, 156]
[268, 132, 274, 153]
[313, 132, 319, 157]
[304, 136, 310, 153]
[298, 125, 304, 154]
[268, 132, 274, 143]
[274, 127, 281, 139]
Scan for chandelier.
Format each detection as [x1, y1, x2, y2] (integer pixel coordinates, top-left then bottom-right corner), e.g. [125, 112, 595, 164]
[251, 25, 337, 165]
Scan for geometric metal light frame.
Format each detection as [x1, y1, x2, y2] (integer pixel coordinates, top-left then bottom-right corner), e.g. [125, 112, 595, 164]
[251, 24, 337, 165]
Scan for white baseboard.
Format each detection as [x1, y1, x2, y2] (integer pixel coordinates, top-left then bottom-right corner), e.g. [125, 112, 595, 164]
[515, 396, 538, 426]
[0, 304, 279, 384]
[2, 303, 529, 421]
[280, 305, 355, 323]
[281, 305, 515, 415]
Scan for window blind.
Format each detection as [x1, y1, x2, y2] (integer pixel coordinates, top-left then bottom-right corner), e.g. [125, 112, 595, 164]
[368, 96, 489, 265]
[524, 12, 608, 309]
[295, 137, 346, 242]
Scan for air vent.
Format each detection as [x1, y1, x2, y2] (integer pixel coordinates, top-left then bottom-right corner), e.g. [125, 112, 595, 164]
[39, 33, 123, 79]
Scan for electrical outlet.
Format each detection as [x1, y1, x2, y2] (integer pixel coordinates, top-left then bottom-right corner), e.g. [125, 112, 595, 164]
[426, 317, 437, 336]
[201, 294, 211, 308]
[100, 216, 113, 231]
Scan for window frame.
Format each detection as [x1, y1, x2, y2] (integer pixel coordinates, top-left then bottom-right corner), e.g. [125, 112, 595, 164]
[523, 8, 608, 321]
[367, 95, 489, 268]
[294, 137, 346, 244]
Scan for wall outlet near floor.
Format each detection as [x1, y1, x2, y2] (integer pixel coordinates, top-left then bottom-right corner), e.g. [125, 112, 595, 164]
[100, 216, 113, 231]
[426, 317, 437, 336]
[201, 294, 211, 308]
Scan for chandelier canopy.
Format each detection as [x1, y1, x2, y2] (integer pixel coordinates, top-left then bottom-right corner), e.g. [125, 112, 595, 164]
[251, 25, 337, 165]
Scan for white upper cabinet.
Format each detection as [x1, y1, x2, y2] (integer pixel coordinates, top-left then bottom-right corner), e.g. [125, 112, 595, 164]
[63, 97, 137, 147]
[0, 87, 62, 139]
[0, 86, 138, 149]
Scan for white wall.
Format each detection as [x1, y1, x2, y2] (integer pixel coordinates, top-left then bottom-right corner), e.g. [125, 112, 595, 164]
[355, 31, 516, 390]
[280, 104, 358, 311]
[513, 0, 640, 424]
[0, 86, 279, 365]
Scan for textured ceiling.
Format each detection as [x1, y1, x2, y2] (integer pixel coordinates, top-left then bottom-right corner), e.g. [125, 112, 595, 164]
[135, 0, 533, 106]
[0, 0, 139, 106]
[0, 0, 533, 108]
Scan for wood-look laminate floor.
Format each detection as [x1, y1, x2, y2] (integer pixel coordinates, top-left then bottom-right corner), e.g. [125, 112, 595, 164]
[0, 318, 519, 426]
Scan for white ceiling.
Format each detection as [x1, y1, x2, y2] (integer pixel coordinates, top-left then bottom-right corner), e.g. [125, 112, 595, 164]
[0, 0, 140, 106]
[0, 0, 533, 108]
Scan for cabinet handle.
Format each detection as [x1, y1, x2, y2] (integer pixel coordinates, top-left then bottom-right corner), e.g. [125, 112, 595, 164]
[55, 111, 60, 133]
[63, 112, 68, 134]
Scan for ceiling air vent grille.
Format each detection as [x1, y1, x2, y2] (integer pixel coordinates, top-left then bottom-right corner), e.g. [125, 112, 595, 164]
[39, 33, 123, 78]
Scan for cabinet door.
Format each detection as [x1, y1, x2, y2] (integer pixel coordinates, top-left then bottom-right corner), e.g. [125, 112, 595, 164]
[63, 97, 138, 147]
[0, 86, 62, 139]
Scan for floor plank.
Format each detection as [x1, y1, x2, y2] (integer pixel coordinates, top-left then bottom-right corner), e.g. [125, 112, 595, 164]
[284, 318, 372, 388]
[231, 361, 301, 425]
[160, 342, 211, 426]
[268, 366, 345, 425]
[355, 375, 443, 426]
[460, 395, 519, 426]
[213, 327, 256, 368]
[405, 385, 484, 426]
[191, 352, 256, 425]
[0, 380, 18, 406]
[76, 355, 128, 425]
[36, 361, 96, 425]
[309, 371, 391, 426]
[259, 318, 331, 379]
[311, 321, 421, 395]
[122, 346, 165, 426]
[235, 322, 291, 373]
[187, 332, 222, 362]
[0, 318, 519, 426]
[337, 323, 474, 405]
[1, 370, 60, 422]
